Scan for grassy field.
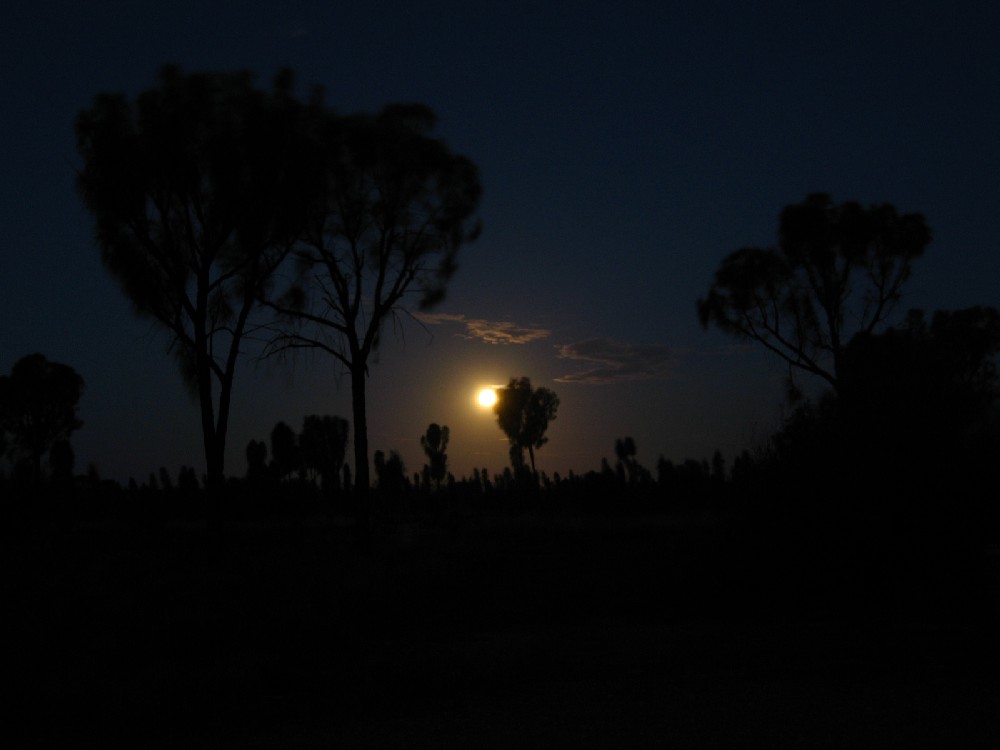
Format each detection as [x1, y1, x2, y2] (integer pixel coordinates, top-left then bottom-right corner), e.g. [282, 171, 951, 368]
[8, 507, 1000, 748]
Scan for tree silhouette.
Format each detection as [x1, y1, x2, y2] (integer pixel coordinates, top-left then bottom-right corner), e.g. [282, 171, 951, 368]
[698, 193, 931, 393]
[493, 377, 559, 476]
[245, 439, 268, 481]
[0, 354, 84, 484]
[75, 65, 318, 486]
[299, 414, 349, 494]
[374, 449, 408, 499]
[614, 436, 638, 483]
[270, 421, 300, 480]
[265, 102, 482, 539]
[420, 423, 449, 489]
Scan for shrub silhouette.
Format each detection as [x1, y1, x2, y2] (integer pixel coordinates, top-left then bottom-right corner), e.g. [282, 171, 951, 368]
[0, 353, 84, 485]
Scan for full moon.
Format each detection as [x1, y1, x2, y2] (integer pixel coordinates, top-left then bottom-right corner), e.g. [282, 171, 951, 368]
[477, 388, 497, 408]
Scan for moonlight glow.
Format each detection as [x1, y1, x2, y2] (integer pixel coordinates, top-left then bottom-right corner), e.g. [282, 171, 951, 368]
[477, 388, 497, 408]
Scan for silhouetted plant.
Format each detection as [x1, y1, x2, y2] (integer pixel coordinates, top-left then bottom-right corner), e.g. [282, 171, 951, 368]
[710, 450, 726, 482]
[614, 437, 648, 484]
[0, 353, 84, 484]
[270, 421, 300, 480]
[698, 193, 931, 393]
[75, 66, 317, 485]
[655, 456, 673, 487]
[493, 377, 559, 477]
[420, 423, 450, 489]
[264, 102, 482, 541]
[299, 414, 349, 494]
[245, 439, 268, 481]
[374, 449, 408, 499]
[159, 466, 174, 493]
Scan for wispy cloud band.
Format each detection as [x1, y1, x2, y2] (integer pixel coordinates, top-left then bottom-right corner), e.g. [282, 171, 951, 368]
[555, 338, 676, 384]
[416, 312, 550, 345]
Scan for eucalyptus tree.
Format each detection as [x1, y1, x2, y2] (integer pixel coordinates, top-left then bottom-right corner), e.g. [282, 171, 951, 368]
[698, 193, 931, 393]
[266, 103, 482, 534]
[75, 65, 319, 486]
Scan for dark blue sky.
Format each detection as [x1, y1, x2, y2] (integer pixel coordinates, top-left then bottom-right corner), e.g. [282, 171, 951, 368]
[2, 1, 998, 482]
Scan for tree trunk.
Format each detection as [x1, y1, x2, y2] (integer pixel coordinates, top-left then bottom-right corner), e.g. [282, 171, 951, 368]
[351, 365, 372, 550]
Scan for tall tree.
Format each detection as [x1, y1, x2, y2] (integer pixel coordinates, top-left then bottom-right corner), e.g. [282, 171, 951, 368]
[75, 65, 318, 486]
[698, 193, 931, 392]
[266, 103, 482, 537]
[493, 377, 559, 476]
[0, 354, 84, 483]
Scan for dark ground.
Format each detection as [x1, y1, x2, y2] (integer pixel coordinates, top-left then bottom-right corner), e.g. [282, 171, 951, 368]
[7, 506, 1000, 748]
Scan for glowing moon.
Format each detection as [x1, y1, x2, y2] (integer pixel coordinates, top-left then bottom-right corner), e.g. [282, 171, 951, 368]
[477, 388, 497, 408]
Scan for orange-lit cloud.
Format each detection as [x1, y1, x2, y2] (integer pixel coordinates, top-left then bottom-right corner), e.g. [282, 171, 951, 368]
[416, 313, 550, 345]
[555, 338, 675, 384]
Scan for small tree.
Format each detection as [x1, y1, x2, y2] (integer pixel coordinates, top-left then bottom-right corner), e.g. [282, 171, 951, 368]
[493, 377, 559, 476]
[420, 423, 449, 489]
[698, 193, 931, 393]
[299, 414, 349, 494]
[270, 421, 300, 480]
[245, 439, 268, 481]
[614, 437, 640, 484]
[374, 449, 408, 499]
[0, 354, 84, 483]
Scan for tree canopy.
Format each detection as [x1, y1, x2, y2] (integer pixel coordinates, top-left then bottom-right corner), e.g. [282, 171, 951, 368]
[493, 377, 559, 477]
[698, 193, 931, 392]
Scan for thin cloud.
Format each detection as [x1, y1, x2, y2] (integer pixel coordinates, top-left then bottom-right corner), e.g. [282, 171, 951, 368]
[415, 312, 550, 345]
[555, 338, 676, 384]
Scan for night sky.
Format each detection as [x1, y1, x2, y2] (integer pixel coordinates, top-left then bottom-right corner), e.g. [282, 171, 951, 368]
[2, 1, 998, 484]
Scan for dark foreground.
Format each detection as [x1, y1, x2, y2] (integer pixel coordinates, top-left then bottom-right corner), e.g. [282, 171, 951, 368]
[8, 507, 1000, 748]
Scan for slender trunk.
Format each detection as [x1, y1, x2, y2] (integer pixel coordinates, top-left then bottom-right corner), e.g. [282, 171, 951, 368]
[212, 371, 236, 485]
[197, 366, 222, 485]
[528, 445, 536, 476]
[350, 364, 371, 550]
[194, 278, 223, 489]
